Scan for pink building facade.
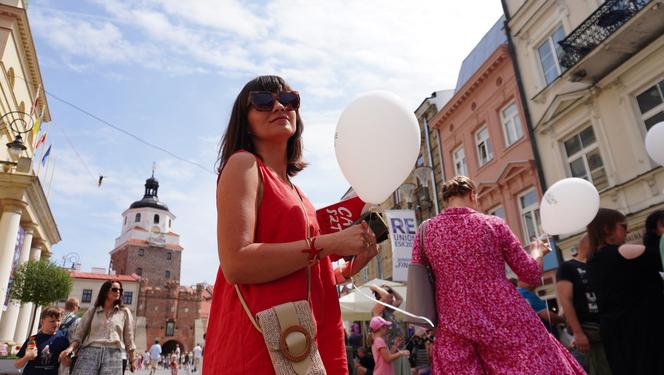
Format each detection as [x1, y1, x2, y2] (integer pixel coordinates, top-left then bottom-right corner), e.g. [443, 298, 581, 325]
[431, 44, 544, 247]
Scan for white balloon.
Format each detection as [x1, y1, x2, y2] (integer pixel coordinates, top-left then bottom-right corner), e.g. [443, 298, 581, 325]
[645, 122, 664, 166]
[335, 91, 420, 204]
[540, 178, 600, 235]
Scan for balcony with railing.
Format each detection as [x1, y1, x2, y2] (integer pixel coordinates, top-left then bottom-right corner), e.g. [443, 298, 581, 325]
[558, 0, 664, 82]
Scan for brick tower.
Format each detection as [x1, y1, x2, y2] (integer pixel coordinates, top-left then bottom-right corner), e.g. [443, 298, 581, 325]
[109, 175, 209, 353]
[110, 174, 182, 285]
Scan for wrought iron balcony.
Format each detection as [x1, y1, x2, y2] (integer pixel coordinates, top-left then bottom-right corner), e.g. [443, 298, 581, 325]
[559, 0, 651, 70]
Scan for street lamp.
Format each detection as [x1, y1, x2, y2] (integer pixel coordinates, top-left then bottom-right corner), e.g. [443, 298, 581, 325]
[6, 133, 27, 157]
[399, 183, 416, 209]
[61, 252, 80, 270]
[1, 111, 34, 168]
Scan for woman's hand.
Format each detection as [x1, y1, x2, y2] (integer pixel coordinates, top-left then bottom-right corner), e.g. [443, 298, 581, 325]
[319, 221, 379, 258]
[529, 239, 551, 259]
[58, 347, 72, 365]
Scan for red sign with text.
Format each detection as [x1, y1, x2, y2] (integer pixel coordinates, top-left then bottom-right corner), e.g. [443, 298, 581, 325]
[316, 196, 366, 234]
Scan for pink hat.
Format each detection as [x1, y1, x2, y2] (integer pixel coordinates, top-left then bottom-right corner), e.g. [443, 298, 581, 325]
[370, 316, 392, 331]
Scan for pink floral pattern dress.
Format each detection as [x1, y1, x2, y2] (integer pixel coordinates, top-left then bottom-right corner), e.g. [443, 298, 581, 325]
[412, 207, 585, 375]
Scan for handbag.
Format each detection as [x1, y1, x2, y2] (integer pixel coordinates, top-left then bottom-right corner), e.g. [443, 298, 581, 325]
[404, 220, 437, 327]
[234, 187, 326, 375]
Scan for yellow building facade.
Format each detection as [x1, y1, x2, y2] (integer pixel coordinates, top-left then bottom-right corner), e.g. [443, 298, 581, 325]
[0, 0, 60, 345]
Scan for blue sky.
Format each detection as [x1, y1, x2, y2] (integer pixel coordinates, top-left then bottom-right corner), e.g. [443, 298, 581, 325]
[28, 0, 504, 285]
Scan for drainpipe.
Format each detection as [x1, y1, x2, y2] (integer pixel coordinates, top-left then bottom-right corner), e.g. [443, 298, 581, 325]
[501, 1, 563, 266]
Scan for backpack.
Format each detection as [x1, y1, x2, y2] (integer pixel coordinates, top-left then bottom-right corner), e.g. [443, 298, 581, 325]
[58, 313, 78, 338]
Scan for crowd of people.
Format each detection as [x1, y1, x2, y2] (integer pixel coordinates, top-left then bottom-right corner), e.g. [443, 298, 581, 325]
[10, 74, 662, 375]
[143, 340, 204, 374]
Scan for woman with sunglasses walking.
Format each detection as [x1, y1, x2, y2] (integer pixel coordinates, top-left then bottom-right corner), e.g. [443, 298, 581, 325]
[59, 280, 136, 375]
[204, 75, 379, 374]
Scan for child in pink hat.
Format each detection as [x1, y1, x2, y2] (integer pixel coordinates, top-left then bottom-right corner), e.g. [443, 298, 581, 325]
[370, 316, 409, 375]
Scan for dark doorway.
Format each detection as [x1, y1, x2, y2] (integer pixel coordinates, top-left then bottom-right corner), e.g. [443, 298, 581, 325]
[162, 339, 185, 355]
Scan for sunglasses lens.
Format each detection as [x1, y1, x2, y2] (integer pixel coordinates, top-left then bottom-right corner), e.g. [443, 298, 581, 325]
[250, 92, 275, 112]
[278, 91, 300, 110]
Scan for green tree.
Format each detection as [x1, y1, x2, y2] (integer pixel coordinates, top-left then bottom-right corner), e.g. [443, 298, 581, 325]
[9, 260, 72, 332]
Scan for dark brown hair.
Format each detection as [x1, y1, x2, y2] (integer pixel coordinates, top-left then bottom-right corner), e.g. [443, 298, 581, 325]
[40, 306, 63, 320]
[441, 175, 476, 203]
[216, 75, 306, 177]
[643, 210, 664, 248]
[586, 208, 626, 254]
[94, 280, 125, 308]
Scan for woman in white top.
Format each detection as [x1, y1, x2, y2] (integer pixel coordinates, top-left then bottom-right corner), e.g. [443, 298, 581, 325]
[59, 280, 136, 374]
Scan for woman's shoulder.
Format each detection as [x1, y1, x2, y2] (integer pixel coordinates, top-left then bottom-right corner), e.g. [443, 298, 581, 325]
[218, 151, 262, 187]
[224, 151, 260, 170]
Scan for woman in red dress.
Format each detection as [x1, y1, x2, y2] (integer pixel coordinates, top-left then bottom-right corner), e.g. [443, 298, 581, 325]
[204, 75, 379, 374]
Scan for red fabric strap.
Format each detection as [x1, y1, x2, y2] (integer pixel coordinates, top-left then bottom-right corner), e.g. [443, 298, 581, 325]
[301, 236, 323, 263]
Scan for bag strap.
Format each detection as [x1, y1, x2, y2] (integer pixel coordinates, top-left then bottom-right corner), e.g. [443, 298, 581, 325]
[235, 182, 313, 333]
[418, 220, 430, 266]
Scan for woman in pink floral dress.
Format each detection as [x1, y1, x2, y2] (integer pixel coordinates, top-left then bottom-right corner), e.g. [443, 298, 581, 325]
[412, 176, 585, 374]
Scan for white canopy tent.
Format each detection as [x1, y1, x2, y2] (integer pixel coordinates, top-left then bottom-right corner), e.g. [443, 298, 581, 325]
[339, 278, 408, 321]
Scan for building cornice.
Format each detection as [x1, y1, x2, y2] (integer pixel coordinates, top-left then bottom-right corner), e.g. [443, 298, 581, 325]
[0, 3, 51, 121]
[0, 171, 60, 251]
[431, 45, 510, 128]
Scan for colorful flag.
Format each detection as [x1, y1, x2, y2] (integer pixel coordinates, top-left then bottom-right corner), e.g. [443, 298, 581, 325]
[29, 83, 42, 116]
[41, 145, 51, 166]
[32, 114, 41, 137]
[35, 131, 47, 149]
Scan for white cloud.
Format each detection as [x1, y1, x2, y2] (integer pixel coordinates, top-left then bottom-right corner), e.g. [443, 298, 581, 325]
[33, 0, 504, 284]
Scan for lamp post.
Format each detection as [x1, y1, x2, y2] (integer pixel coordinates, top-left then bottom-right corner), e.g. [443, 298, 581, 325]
[61, 252, 80, 270]
[1, 111, 34, 170]
[398, 183, 416, 209]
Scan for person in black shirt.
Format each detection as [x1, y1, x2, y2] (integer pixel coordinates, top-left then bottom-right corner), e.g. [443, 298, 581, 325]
[15, 306, 70, 375]
[556, 234, 611, 375]
[586, 208, 664, 375]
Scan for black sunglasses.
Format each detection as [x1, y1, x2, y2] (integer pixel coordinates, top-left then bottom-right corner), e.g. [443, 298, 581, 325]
[111, 287, 123, 293]
[249, 91, 300, 112]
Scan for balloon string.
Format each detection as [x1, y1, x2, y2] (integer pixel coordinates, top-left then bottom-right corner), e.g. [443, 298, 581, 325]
[349, 276, 435, 328]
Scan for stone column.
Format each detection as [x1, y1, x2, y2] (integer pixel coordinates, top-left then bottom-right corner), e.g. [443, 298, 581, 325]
[13, 230, 39, 342]
[0, 200, 26, 324]
[0, 224, 34, 342]
[27, 245, 44, 336]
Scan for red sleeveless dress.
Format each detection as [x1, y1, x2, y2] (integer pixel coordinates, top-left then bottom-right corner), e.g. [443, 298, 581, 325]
[203, 153, 348, 374]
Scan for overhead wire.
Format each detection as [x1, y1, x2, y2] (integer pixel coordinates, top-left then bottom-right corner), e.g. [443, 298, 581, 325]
[13, 73, 216, 175]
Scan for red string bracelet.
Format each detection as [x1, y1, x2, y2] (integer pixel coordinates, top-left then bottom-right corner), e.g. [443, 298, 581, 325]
[301, 236, 323, 264]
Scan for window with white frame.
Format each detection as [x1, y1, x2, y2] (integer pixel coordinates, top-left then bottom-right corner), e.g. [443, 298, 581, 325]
[489, 206, 506, 220]
[501, 102, 523, 146]
[519, 189, 542, 242]
[537, 25, 566, 85]
[563, 126, 608, 190]
[475, 127, 493, 166]
[453, 146, 468, 176]
[636, 79, 664, 130]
